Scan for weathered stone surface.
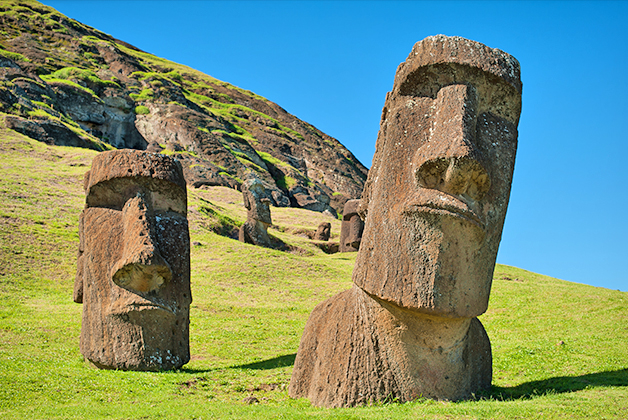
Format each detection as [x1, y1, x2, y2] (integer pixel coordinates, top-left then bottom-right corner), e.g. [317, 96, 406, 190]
[290, 35, 522, 406]
[355, 35, 521, 317]
[5, 115, 105, 150]
[74, 149, 191, 371]
[290, 286, 491, 407]
[339, 199, 364, 252]
[238, 176, 272, 247]
[314, 222, 331, 241]
[312, 241, 339, 254]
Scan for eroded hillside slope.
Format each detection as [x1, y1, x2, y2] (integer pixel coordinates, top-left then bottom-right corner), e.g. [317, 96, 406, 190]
[0, 0, 368, 215]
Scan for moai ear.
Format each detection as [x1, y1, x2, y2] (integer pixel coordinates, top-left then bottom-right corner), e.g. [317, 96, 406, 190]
[82, 170, 91, 193]
[73, 210, 85, 304]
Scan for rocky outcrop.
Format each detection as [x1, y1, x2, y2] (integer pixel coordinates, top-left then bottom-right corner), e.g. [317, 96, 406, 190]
[0, 0, 367, 214]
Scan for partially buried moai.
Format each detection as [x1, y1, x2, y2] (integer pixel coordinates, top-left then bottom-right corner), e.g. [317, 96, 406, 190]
[74, 150, 192, 371]
[339, 199, 364, 252]
[314, 222, 331, 241]
[239, 176, 272, 247]
[289, 35, 522, 406]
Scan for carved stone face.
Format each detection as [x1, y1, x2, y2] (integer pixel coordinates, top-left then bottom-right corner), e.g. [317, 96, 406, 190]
[354, 36, 521, 318]
[74, 150, 191, 371]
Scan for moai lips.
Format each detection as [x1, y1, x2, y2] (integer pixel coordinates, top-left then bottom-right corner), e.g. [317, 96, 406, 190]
[290, 35, 522, 406]
[74, 150, 191, 371]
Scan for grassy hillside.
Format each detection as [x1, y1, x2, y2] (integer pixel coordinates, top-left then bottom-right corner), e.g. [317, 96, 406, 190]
[0, 120, 626, 419]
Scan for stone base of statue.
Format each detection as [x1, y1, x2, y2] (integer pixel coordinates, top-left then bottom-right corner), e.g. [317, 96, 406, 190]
[289, 286, 492, 407]
[239, 219, 271, 247]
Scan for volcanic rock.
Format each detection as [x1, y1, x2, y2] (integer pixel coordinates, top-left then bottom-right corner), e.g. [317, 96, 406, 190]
[238, 175, 273, 247]
[314, 222, 331, 241]
[339, 199, 363, 252]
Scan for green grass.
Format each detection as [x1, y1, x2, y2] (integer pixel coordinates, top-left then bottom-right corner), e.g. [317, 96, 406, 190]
[129, 88, 154, 102]
[130, 70, 183, 87]
[41, 67, 120, 89]
[257, 151, 312, 190]
[26, 108, 52, 119]
[38, 76, 101, 101]
[134, 105, 150, 115]
[0, 0, 341, 200]
[9, 107, 109, 151]
[0, 121, 627, 418]
[0, 46, 30, 62]
[218, 171, 243, 184]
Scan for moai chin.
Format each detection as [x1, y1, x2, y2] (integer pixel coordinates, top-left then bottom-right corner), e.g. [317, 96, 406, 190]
[238, 176, 272, 247]
[289, 35, 522, 407]
[339, 199, 364, 252]
[74, 150, 192, 371]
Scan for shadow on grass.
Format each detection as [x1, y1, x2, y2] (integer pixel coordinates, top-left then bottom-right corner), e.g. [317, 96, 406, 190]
[234, 353, 296, 370]
[179, 354, 297, 374]
[489, 368, 628, 400]
[180, 358, 626, 399]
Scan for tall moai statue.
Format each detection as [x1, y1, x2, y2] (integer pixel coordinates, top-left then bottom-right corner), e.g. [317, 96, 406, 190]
[339, 199, 364, 252]
[289, 35, 522, 407]
[74, 150, 192, 371]
[239, 176, 273, 247]
[238, 176, 273, 247]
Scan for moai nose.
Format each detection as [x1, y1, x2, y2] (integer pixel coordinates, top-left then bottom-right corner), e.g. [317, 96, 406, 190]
[414, 84, 491, 201]
[417, 156, 490, 201]
[111, 194, 172, 293]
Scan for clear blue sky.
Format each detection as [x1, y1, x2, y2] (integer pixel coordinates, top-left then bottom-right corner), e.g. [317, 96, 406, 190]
[42, 1, 628, 292]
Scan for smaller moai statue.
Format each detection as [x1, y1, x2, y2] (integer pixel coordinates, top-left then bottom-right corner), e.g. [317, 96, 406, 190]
[314, 222, 331, 241]
[74, 150, 191, 371]
[239, 176, 272, 247]
[339, 199, 364, 252]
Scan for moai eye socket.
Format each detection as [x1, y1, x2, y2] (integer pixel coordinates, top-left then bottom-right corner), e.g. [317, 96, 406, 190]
[86, 177, 187, 216]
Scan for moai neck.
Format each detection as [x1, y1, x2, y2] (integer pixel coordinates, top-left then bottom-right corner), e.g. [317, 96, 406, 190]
[359, 286, 489, 401]
[369, 292, 472, 351]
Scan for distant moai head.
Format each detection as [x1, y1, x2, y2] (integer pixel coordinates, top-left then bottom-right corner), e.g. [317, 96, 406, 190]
[354, 35, 522, 318]
[241, 176, 272, 225]
[314, 222, 332, 241]
[340, 199, 364, 252]
[74, 150, 191, 371]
